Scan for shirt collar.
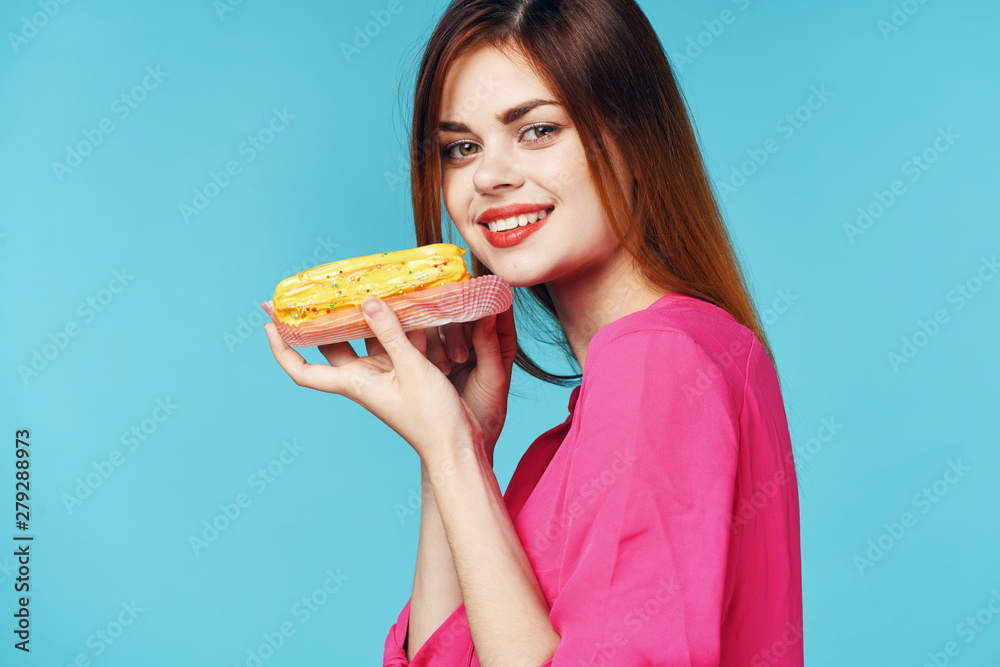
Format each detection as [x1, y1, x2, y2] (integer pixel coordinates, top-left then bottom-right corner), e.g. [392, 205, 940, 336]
[568, 384, 581, 414]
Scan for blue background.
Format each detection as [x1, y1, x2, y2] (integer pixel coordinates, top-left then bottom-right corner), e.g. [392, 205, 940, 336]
[1, 0, 997, 665]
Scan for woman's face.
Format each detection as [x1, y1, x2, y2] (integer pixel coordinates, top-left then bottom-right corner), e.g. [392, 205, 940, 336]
[437, 45, 631, 289]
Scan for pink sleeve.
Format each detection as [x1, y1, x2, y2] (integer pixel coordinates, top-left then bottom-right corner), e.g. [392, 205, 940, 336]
[383, 596, 475, 666]
[383, 598, 411, 666]
[541, 329, 742, 666]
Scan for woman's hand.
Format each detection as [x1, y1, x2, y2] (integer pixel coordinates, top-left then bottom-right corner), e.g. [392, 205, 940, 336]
[263, 297, 516, 464]
[368, 307, 517, 464]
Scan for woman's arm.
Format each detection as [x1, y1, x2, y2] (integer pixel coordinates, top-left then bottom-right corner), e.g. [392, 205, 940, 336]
[264, 301, 539, 663]
[405, 459, 464, 661]
[428, 439, 561, 667]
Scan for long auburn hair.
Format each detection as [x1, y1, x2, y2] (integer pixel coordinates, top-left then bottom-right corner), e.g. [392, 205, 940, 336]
[404, 0, 780, 389]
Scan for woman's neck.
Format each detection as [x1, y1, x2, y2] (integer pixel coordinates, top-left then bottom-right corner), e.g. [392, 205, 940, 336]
[546, 246, 671, 373]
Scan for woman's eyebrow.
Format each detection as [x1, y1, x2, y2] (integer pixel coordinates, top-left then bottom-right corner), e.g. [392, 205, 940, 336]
[438, 98, 560, 133]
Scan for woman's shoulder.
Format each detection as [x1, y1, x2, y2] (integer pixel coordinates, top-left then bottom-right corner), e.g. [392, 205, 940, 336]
[587, 292, 759, 386]
[567, 294, 755, 467]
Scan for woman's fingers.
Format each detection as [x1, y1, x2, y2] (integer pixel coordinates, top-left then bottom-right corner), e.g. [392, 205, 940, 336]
[366, 324, 449, 374]
[441, 321, 470, 363]
[468, 306, 516, 388]
[495, 305, 518, 370]
[264, 323, 345, 393]
[424, 326, 451, 374]
[317, 340, 360, 368]
[469, 313, 503, 384]
[360, 297, 425, 377]
[364, 334, 387, 358]
[405, 326, 429, 357]
[364, 318, 472, 376]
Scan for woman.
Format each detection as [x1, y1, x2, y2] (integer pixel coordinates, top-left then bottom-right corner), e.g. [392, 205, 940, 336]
[264, 0, 803, 664]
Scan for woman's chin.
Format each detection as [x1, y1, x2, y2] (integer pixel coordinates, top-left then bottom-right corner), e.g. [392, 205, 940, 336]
[488, 269, 547, 289]
[473, 250, 553, 288]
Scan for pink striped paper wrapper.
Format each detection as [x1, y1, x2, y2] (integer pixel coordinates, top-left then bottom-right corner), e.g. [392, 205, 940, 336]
[261, 274, 513, 347]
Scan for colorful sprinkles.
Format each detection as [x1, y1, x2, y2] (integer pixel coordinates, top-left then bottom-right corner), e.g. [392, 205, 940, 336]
[283, 249, 463, 324]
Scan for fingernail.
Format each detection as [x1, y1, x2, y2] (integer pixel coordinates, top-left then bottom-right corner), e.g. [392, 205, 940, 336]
[485, 315, 497, 333]
[362, 297, 382, 318]
[452, 346, 468, 363]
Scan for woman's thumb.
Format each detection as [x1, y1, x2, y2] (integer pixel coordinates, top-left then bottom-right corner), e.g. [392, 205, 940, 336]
[361, 297, 421, 371]
[471, 313, 504, 382]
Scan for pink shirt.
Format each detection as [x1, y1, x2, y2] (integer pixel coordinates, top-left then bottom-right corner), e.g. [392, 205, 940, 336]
[383, 292, 804, 666]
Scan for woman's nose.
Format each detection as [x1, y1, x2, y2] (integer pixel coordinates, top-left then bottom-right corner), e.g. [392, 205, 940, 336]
[472, 144, 525, 193]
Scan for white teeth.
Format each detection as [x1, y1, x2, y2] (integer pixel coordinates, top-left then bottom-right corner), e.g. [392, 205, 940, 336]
[486, 208, 551, 233]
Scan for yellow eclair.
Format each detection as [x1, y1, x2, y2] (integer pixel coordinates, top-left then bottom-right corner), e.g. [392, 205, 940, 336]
[272, 243, 473, 325]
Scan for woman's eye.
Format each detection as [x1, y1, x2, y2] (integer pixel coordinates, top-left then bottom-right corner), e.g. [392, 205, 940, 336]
[523, 125, 555, 141]
[441, 125, 559, 162]
[443, 142, 480, 160]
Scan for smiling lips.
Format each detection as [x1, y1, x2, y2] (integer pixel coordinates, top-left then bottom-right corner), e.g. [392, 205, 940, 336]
[477, 201, 553, 223]
[478, 206, 552, 248]
[481, 207, 552, 232]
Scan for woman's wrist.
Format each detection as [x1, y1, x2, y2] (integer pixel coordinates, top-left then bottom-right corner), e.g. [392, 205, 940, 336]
[424, 440, 489, 498]
[419, 459, 440, 506]
[421, 431, 560, 665]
